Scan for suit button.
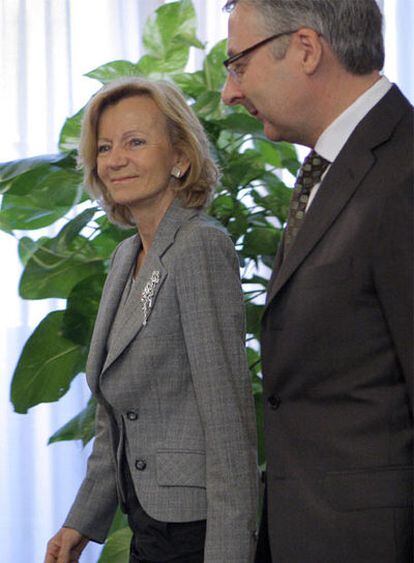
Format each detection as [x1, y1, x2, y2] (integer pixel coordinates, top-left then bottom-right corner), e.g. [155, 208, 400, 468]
[268, 395, 281, 410]
[126, 410, 138, 421]
[135, 459, 147, 471]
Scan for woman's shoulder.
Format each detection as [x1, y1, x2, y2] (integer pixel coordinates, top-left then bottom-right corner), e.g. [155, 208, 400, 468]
[178, 212, 231, 245]
[171, 213, 239, 270]
[109, 232, 138, 265]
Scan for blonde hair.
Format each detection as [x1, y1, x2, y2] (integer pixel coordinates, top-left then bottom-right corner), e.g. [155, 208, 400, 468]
[78, 77, 219, 227]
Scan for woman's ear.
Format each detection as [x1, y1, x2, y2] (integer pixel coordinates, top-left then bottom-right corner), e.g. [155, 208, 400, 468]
[173, 152, 191, 178]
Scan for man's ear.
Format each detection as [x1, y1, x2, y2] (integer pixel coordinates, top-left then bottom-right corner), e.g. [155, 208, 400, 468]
[294, 28, 323, 75]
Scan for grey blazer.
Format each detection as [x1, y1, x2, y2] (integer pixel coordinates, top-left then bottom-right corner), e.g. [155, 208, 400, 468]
[64, 199, 258, 562]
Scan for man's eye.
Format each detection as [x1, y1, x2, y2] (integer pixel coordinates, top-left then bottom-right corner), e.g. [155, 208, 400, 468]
[230, 62, 245, 77]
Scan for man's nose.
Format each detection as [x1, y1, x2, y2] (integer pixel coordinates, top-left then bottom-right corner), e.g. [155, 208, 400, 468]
[221, 75, 244, 106]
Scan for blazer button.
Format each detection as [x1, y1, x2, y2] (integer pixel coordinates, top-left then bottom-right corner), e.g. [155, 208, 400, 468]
[135, 459, 147, 471]
[268, 395, 281, 410]
[126, 410, 139, 421]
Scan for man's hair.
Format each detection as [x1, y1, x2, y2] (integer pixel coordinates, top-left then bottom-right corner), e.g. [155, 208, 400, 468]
[79, 77, 219, 227]
[224, 0, 384, 75]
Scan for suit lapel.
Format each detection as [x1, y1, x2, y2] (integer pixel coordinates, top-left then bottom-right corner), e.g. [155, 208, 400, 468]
[265, 232, 285, 305]
[266, 149, 374, 305]
[265, 85, 408, 310]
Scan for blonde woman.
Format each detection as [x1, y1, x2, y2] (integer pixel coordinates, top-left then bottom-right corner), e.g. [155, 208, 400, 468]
[44, 77, 258, 563]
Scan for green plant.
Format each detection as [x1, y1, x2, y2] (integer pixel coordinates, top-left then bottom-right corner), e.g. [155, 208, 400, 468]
[0, 0, 298, 558]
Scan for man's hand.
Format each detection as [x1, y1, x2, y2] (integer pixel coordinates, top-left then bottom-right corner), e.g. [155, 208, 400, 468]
[44, 527, 89, 563]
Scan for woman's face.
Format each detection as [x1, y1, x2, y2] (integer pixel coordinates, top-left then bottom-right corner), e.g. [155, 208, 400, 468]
[96, 95, 182, 213]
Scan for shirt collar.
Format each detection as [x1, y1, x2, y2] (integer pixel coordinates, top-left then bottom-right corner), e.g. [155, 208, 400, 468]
[315, 76, 392, 163]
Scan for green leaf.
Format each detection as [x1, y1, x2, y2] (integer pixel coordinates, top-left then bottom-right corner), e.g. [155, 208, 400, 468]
[0, 153, 72, 186]
[242, 274, 269, 288]
[59, 108, 84, 152]
[214, 113, 264, 135]
[203, 39, 227, 91]
[19, 208, 104, 299]
[221, 151, 264, 189]
[247, 346, 262, 380]
[18, 208, 103, 299]
[98, 527, 132, 563]
[91, 221, 133, 262]
[108, 509, 129, 536]
[243, 225, 280, 257]
[48, 397, 96, 446]
[18, 236, 41, 266]
[252, 172, 292, 223]
[192, 91, 222, 119]
[19, 229, 104, 299]
[277, 141, 300, 175]
[254, 139, 283, 167]
[252, 372, 265, 466]
[62, 273, 106, 345]
[143, 0, 203, 57]
[0, 166, 84, 231]
[245, 302, 264, 338]
[55, 208, 97, 250]
[173, 71, 206, 99]
[136, 50, 190, 77]
[85, 60, 142, 84]
[11, 311, 87, 413]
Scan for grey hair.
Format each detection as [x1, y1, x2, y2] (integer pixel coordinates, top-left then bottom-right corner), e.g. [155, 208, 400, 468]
[224, 0, 384, 75]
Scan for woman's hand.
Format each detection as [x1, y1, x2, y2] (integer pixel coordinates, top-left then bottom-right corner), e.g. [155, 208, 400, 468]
[44, 527, 89, 563]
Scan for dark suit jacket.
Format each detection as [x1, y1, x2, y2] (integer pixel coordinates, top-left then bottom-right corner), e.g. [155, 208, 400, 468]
[260, 85, 413, 563]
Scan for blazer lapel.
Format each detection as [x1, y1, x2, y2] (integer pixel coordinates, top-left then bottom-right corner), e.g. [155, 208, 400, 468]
[100, 198, 199, 377]
[86, 235, 139, 392]
[101, 253, 166, 374]
[265, 85, 407, 310]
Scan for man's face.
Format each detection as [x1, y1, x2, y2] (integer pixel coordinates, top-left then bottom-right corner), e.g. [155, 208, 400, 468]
[222, 2, 304, 143]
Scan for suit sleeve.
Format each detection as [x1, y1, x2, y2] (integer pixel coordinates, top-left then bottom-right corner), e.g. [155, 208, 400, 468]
[373, 178, 413, 412]
[63, 400, 118, 543]
[175, 226, 258, 563]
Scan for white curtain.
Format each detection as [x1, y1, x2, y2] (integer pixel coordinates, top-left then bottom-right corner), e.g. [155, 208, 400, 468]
[0, 1, 412, 562]
[0, 1, 227, 562]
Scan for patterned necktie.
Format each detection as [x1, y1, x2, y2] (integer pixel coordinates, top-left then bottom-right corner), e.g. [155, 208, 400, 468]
[283, 150, 330, 255]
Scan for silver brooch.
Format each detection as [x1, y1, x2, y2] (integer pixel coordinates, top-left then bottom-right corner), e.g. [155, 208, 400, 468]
[141, 270, 160, 325]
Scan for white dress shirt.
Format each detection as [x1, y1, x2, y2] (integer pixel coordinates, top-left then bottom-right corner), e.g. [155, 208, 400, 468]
[306, 76, 392, 210]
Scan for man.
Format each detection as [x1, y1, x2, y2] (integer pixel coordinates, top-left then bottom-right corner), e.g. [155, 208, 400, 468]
[222, 1, 413, 562]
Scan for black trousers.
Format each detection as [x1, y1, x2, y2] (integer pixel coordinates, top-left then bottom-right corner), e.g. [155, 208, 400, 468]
[123, 463, 206, 563]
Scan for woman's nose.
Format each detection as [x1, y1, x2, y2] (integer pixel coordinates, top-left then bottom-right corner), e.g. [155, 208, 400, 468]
[107, 146, 128, 168]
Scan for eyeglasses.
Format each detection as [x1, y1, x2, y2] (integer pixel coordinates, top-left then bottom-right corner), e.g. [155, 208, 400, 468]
[223, 30, 298, 82]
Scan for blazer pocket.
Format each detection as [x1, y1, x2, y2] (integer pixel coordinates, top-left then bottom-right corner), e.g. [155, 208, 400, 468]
[323, 465, 413, 512]
[156, 450, 206, 488]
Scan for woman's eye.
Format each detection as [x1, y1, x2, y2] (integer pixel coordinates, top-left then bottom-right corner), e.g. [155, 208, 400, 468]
[97, 144, 110, 154]
[129, 138, 145, 147]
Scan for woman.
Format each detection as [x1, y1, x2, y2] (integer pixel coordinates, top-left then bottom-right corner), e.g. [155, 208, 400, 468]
[44, 77, 258, 563]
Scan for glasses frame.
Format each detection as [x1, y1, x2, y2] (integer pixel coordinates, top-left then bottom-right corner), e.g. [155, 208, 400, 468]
[223, 30, 299, 80]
